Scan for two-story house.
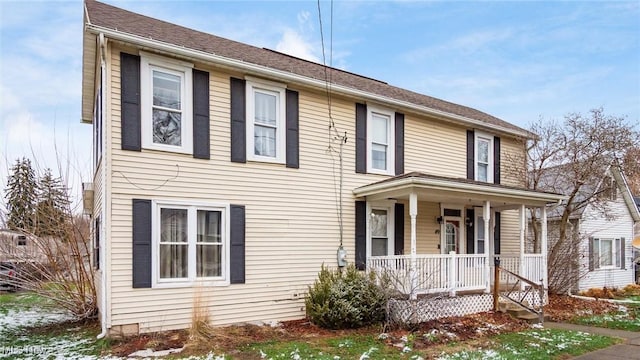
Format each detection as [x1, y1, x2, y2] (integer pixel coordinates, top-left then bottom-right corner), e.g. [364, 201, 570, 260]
[81, 0, 564, 336]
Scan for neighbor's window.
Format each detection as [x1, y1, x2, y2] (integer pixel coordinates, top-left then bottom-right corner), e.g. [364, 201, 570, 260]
[367, 106, 395, 174]
[246, 79, 286, 163]
[592, 238, 621, 269]
[475, 133, 493, 182]
[155, 202, 227, 285]
[599, 176, 617, 201]
[17, 235, 27, 247]
[141, 54, 193, 154]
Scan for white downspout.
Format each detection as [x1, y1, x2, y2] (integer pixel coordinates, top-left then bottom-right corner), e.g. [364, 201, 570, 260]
[96, 32, 108, 340]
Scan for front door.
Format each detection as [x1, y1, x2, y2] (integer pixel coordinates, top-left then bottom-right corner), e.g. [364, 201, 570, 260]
[444, 218, 460, 253]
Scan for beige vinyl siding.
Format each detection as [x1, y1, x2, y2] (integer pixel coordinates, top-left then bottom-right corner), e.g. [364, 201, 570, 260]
[108, 46, 386, 330]
[404, 117, 466, 177]
[106, 44, 530, 332]
[499, 209, 521, 255]
[397, 201, 441, 255]
[500, 137, 526, 187]
[92, 161, 103, 314]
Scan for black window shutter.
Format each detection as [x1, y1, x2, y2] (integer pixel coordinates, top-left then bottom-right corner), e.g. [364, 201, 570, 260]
[230, 204, 246, 284]
[394, 203, 404, 255]
[466, 208, 475, 254]
[355, 201, 367, 270]
[192, 69, 210, 159]
[588, 237, 595, 271]
[494, 136, 501, 184]
[466, 130, 474, 180]
[395, 112, 404, 175]
[621, 237, 626, 269]
[230, 78, 246, 163]
[355, 103, 367, 174]
[493, 212, 501, 255]
[132, 199, 152, 288]
[120, 53, 141, 151]
[286, 89, 299, 168]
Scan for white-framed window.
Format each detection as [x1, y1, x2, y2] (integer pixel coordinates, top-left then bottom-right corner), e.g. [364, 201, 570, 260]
[367, 202, 395, 256]
[592, 237, 622, 269]
[152, 201, 229, 287]
[367, 106, 395, 175]
[475, 132, 493, 183]
[141, 53, 193, 154]
[599, 176, 617, 201]
[246, 78, 286, 164]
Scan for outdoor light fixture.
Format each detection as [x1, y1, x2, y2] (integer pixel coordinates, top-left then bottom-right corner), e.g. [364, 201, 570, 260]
[436, 216, 443, 224]
[465, 217, 473, 227]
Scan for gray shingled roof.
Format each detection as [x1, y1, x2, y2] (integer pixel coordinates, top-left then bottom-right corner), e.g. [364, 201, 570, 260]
[84, 0, 532, 137]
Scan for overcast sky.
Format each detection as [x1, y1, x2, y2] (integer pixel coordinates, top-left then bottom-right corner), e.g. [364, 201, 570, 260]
[1, 0, 639, 204]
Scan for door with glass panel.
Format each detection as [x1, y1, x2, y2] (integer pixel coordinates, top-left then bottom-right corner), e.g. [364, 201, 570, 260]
[443, 219, 460, 253]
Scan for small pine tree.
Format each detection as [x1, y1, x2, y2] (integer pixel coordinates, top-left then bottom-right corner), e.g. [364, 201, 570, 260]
[35, 168, 71, 238]
[5, 158, 38, 232]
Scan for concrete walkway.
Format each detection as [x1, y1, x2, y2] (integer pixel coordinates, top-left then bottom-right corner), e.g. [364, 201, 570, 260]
[545, 322, 640, 359]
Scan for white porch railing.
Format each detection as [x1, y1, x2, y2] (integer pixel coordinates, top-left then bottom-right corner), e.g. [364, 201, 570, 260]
[492, 254, 546, 285]
[367, 253, 487, 296]
[368, 253, 546, 296]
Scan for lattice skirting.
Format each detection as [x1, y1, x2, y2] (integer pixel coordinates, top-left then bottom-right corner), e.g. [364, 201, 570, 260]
[505, 290, 548, 307]
[387, 294, 494, 324]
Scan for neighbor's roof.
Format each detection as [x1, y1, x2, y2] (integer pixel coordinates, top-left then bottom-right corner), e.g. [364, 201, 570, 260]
[83, 0, 533, 138]
[533, 163, 640, 221]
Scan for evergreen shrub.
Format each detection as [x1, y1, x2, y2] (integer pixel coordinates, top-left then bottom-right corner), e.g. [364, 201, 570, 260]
[305, 264, 388, 329]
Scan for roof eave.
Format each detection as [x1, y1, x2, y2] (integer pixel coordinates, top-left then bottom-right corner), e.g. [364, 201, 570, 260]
[85, 24, 534, 139]
[81, 7, 98, 124]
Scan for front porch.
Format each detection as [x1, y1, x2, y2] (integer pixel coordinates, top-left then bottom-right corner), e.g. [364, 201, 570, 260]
[354, 172, 566, 300]
[367, 253, 545, 296]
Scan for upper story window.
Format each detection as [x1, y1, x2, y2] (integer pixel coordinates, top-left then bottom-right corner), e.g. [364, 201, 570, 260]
[153, 201, 229, 286]
[475, 132, 493, 182]
[246, 79, 286, 163]
[367, 106, 395, 175]
[141, 54, 193, 154]
[599, 176, 617, 201]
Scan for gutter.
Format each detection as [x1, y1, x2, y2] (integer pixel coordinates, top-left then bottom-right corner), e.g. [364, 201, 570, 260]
[84, 24, 532, 139]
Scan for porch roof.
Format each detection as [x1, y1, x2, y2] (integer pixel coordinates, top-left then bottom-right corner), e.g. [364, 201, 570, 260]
[353, 172, 566, 208]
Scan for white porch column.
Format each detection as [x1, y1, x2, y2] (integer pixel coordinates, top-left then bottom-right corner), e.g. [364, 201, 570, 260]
[409, 192, 418, 300]
[519, 204, 526, 290]
[541, 205, 548, 286]
[484, 200, 491, 293]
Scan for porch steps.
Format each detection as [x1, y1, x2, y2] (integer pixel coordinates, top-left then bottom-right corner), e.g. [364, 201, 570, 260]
[498, 302, 542, 324]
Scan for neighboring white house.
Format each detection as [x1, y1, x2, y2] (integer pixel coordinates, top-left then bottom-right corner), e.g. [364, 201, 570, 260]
[537, 165, 640, 292]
